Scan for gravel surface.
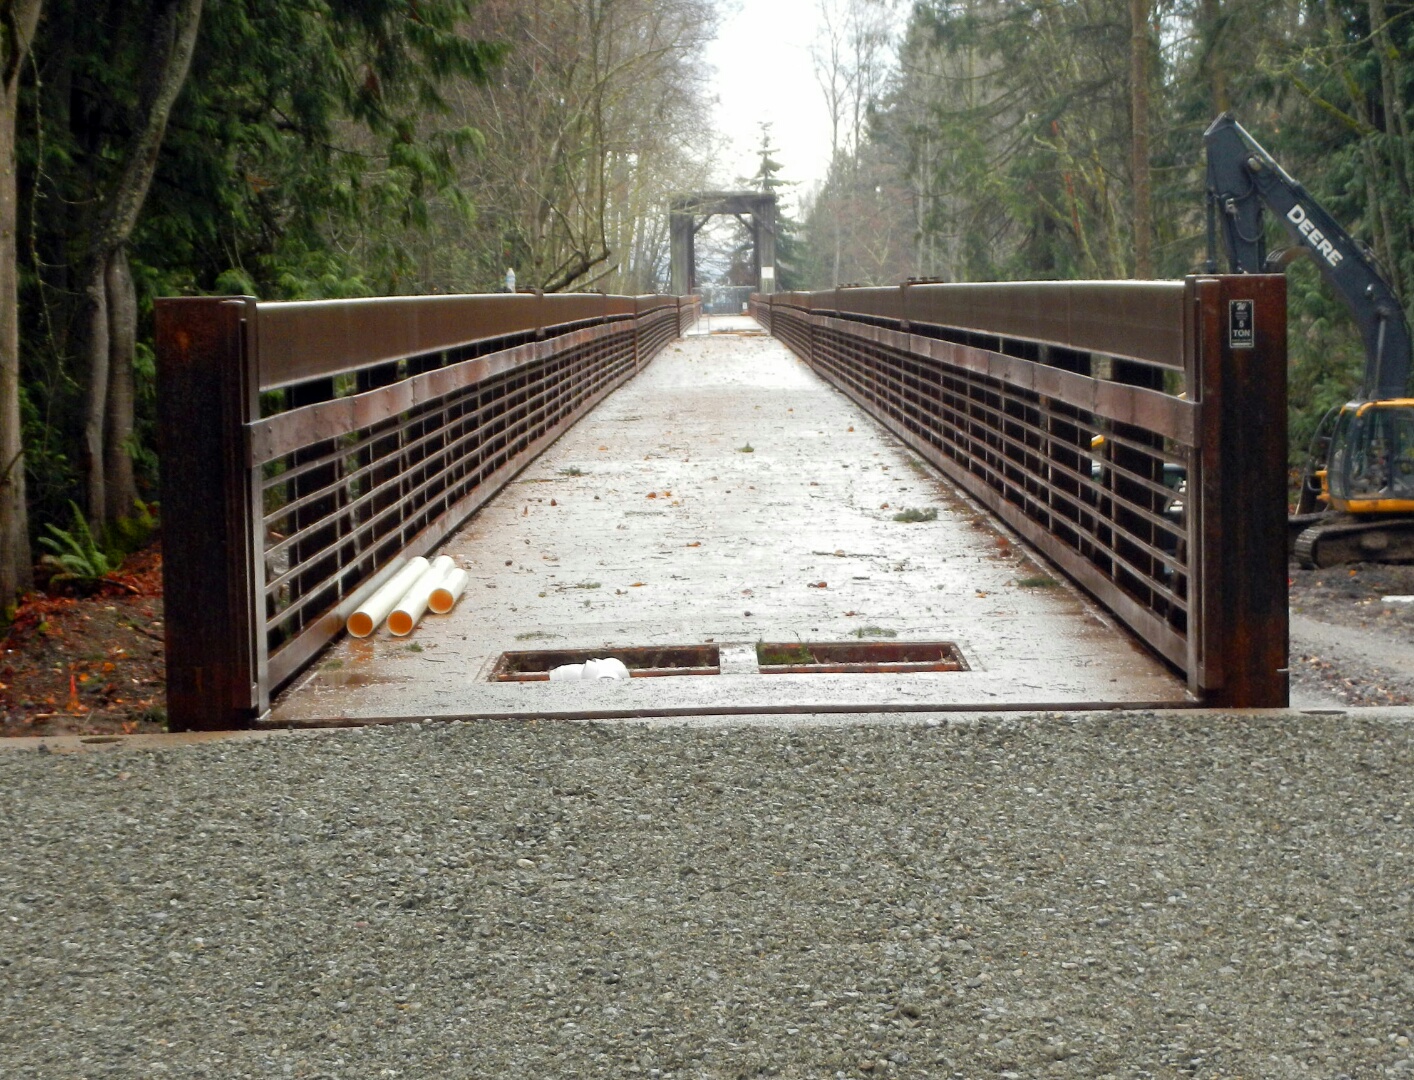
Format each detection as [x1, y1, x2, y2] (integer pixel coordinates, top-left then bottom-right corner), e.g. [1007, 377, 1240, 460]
[3, 713, 1413, 1078]
[1289, 564, 1414, 708]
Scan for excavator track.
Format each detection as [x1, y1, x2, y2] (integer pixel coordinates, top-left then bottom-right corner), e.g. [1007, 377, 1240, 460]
[1294, 515, 1414, 568]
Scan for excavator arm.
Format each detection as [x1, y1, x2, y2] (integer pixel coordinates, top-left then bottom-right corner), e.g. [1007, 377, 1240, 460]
[1204, 113, 1412, 400]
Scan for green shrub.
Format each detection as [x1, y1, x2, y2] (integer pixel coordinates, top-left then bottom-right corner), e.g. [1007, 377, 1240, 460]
[104, 499, 159, 556]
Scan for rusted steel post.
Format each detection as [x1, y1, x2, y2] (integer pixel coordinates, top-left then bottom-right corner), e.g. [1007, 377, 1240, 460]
[1192, 274, 1289, 706]
[155, 297, 263, 730]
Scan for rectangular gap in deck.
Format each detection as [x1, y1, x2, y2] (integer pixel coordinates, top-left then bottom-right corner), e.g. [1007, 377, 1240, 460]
[492, 645, 721, 682]
[756, 641, 969, 675]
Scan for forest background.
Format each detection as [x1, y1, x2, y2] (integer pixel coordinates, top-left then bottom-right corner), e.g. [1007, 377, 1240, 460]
[2, 0, 1412, 609]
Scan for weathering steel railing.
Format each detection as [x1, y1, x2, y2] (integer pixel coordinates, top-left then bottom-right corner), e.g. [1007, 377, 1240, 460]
[752, 277, 1288, 707]
[156, 291, 700, 730]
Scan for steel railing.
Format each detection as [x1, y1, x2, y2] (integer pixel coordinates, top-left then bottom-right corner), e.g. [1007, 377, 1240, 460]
[752, 277, 1288, 707]
[157, 291, 701, 730]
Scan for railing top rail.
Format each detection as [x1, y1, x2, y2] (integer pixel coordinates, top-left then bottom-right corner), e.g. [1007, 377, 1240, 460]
[248, 291, 681, 391]
[758, 280, 1190, 370]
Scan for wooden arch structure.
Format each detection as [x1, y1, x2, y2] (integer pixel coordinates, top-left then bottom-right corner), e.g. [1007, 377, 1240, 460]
[669, 191, 778, 296]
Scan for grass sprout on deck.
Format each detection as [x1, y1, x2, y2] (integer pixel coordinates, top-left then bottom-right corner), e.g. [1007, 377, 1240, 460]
[892, 507, 937, 523]
[756, 641, 813, 666]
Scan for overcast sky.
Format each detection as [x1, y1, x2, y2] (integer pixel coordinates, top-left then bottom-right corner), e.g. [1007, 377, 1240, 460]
[702, 0, 835, 212]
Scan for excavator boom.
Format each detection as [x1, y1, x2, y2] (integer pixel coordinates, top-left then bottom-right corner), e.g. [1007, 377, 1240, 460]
[1204, 114, 1412, 400]
[1204, 114, 1414, 566]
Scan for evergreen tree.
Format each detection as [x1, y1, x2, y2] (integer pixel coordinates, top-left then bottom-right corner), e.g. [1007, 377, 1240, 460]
[738, 123, 805, 292]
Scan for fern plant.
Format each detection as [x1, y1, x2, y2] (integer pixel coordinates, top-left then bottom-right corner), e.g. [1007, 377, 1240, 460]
[38, 502, 121, 586]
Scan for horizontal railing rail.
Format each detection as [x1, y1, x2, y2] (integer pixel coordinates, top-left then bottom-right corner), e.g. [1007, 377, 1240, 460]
[751, 277, 1287, 707]
[157, 291, 700, 730]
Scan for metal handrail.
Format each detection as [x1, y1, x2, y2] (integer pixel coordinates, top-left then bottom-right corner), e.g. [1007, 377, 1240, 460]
[751, 276, 1288, 707]
[157, 291, 700, 729]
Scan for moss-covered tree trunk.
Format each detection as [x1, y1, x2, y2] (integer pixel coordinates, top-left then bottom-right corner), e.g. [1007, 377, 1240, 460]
[1130, 0, 1153, 278]
[1, 0, 44, 607]
[79, 0, 201, 526]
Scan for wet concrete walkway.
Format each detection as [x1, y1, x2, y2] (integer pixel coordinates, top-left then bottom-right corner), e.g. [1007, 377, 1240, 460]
[271, 315, 1186, 723]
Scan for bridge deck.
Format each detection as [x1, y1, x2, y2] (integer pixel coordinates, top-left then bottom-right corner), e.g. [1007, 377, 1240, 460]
[269, 315, 1186, 723]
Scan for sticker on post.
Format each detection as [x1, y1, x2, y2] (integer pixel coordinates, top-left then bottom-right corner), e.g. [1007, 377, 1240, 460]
[1229, 299, 1255, 349]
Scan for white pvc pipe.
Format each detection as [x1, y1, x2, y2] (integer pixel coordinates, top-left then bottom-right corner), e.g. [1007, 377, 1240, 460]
[346, 556, 429, 638]
[387, 555, 456, 637]
[429, 567, 469, 615]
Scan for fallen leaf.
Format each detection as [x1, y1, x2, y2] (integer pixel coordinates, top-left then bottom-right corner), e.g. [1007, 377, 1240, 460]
[880, 503, 890, 510]
[844, 610, 858, 617]
[522, 506, 528, 516]
[550, 499, 557, 506]
[847, 426, 854, 432]
[647, 492, 657, 499]
[976, 590, 989, 598]
[630, 582, 646, 587]
[686, 541, 701, 548]
[598, 445, 608, 451]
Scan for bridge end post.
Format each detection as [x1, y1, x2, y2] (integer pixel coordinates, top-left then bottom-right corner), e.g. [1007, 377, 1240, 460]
[155, 297, 264, 731]
[1192, 274, 1289, 708]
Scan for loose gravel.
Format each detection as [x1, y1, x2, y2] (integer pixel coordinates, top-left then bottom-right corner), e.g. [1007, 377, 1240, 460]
[2, 712, 1412, 1079]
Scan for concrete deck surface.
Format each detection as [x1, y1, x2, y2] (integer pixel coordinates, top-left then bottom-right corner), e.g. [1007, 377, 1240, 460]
[270, 315, 1187, 723]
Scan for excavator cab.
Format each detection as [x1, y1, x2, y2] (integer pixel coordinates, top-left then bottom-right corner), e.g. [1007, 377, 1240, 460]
[1325, 399, 1414, 513]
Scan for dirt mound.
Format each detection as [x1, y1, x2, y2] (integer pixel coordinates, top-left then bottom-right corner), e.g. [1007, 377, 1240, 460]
[1, 544, 167, 737]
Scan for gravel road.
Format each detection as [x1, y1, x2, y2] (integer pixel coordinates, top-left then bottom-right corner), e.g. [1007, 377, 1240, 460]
[3, 712, 1413, 1079]
[1289, 564, 1414, 709]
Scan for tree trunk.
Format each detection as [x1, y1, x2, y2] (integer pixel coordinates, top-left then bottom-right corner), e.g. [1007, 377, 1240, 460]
[1200, 0, 1228, 114]
[79, 258, 111, 524]
[103, 247, 137, 522]
[1130, 0, 1153, 278]
[0, 0, 44, 605]
[1367, 0, 1414, 299]
[81, 0, 203, 527]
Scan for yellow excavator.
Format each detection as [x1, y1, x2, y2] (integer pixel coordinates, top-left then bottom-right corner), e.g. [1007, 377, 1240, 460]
[1205, 114, 1414, 567]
